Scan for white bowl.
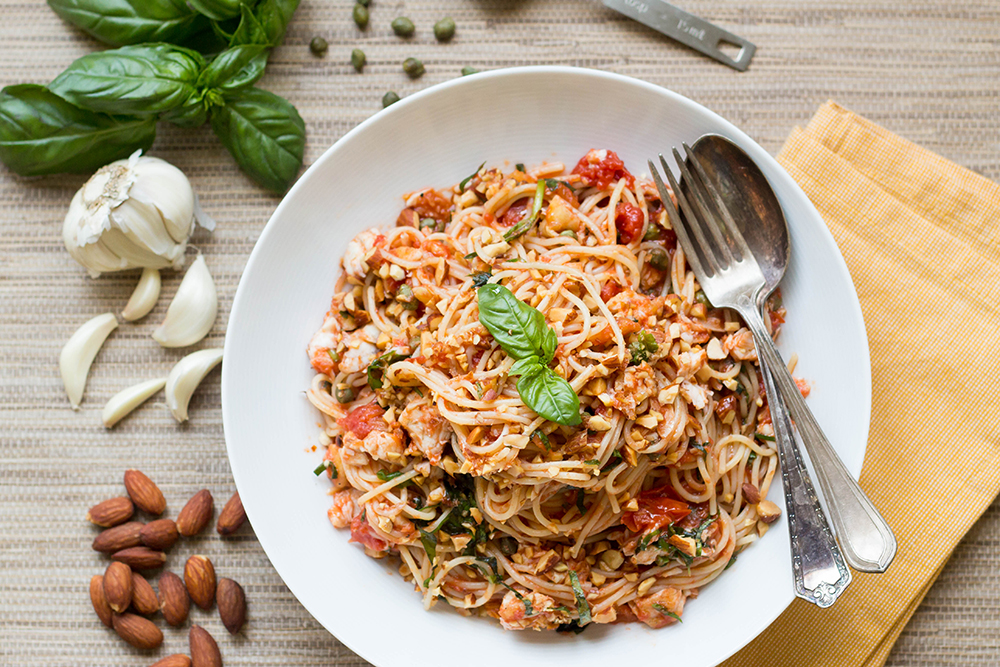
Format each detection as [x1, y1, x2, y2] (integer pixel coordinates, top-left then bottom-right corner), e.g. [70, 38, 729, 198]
[222, 66, 870, 667]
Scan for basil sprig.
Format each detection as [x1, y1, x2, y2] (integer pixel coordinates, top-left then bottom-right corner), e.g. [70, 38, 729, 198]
[477, 283, 581, 426]
[46, 0, 208, 48]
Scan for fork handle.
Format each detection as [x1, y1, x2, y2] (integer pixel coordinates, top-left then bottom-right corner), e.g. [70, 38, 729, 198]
[740, 296, 897, 573]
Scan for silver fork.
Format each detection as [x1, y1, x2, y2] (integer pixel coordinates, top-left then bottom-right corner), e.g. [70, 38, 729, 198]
[649, 146, 851, 607]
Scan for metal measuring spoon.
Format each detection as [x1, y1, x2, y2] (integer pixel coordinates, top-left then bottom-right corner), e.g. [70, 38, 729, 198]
[687, 135, 896, 575]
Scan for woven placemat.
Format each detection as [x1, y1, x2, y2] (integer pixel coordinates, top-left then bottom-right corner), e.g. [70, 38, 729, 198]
[1, 1, 997, 665]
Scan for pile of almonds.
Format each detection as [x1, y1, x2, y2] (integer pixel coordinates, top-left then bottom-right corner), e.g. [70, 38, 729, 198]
[87, 470, 249, 666]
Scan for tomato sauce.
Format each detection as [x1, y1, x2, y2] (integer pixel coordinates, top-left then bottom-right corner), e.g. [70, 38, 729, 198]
[615, 202, 643, 244]
[498, 198, 529, 227]
[350, 513, 389, 551]
[572, 149, 635, 189]
[622, 485, 691, 533]
[338, 403, 389, 439]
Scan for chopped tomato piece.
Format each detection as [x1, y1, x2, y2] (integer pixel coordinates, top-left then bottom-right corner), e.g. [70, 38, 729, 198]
[546, 181, 579, 208]
[615, 202, 643, 244]
[310, 349, 336, 375]
[622, 485, 691, 533]
[350, 513, 389, 551]
[795, 378, 811, 397]
[600, 280, 622, 302]
[338, 403, 390, 439]
[498, 198, 529, 227]
[572, 149, 635, 189]
[411, 189, 453, 222]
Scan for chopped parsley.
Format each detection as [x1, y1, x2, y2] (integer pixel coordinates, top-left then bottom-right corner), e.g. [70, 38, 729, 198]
[376, 470, 404, 482]
[627, 330, 658, 365]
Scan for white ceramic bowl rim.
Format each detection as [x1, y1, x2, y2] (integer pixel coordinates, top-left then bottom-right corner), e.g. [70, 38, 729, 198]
[223, 66, 870, 667]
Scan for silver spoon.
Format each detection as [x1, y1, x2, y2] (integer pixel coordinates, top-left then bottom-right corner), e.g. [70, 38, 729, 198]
[687, 135, 897, 573]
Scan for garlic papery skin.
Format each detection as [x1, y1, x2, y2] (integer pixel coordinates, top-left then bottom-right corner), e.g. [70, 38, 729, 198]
[60, 313, 118, 409]
[152, 254, 218, 348]
[103, 377, 167, 428]
[122, 268, 161, 321]
[62, 150, 215, 278]
[165, 348, 223, 422]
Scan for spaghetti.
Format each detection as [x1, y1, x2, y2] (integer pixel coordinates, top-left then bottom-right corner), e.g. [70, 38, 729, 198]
[306, 149, 784, 631]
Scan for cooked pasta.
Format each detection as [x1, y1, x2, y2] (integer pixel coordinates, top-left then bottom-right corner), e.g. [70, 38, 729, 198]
[306, 149, 785, 631]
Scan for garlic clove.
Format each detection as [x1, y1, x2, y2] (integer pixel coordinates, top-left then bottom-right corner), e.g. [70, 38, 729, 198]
[122, 268, 161, 322]
[152, 254, 218, 348]
[60, 313, 118, 409]
[102, 377, 167, 428]
[111, 197, 180, 258]
[128, 157, 196, 243]
[165, 348, 223, 422]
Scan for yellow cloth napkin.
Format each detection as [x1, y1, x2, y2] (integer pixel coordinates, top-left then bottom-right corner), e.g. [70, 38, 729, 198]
[723, 102, 1000, 667]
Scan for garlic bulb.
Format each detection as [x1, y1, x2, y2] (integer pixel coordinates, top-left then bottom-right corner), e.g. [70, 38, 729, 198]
[63, 150, 215, 278]
[60, 312, 118, 409]
[122, 268, 161, 321]
[152, 254, 218, 348]
[165, 348, 224, 422]
[103, 377, 167, 428]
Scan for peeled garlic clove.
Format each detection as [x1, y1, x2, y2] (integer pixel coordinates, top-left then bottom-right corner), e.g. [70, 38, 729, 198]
[102, 377, 167, 428]
[165, 348, 224, 422]
[122, 268, 161, 322]
[60, 313, 118, 409]
[152, 254, 218, 348]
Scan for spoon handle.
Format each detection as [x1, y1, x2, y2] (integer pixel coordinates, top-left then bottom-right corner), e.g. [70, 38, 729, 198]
[740, 305, 852, 606]
[744, 302, 898, 573]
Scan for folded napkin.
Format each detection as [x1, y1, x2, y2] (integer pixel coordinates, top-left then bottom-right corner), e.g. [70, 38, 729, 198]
[723, 102, 1000, 667]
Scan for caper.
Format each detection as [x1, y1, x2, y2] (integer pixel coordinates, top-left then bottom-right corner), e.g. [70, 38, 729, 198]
[498, 536, 518, 556]
[382, 91, 401, 107]
[391, 16, 415, 36]
[353, 3, 369, 29]
[695, 289, 713, 307]
[648, 248, 670, 270]
[309, 36, 328, 56]
[351, 48, 366, 71]
[433, 17, 456, 41]
[398, 284, 418, 309]
[335, 385, 355, 404]
[402, 57, 425, 78]
[643, 224, 661, 241]
[461, 66, 479, 76]
[559, 230, 578, 240]
[419, 217, 437, 230]
[356, 0, 370, 5]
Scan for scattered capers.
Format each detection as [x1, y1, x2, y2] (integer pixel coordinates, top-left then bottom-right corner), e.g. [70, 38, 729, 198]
[335, 384, 355, 404]
[643, 224, 661, 241]
[648, 248, 670, 270]
[351, 48, 366, 71]
[419, 218, 437, 230]
[498, 536, 518, 557]
[461, 66, 479, 76]
[434, 17, 456, 41]
[382, 91, 401, 107]
[391, 16, 415, 36]
[695, 289, 712, 307]
[353, 3, 369, 29]
[309, 36, 328, 56]
[559, 230, 578, 240]
[402, 57, 425, 78]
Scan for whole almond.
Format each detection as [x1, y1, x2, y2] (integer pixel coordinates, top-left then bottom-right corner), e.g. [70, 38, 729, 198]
[741, 482, 761, 505]
[104, 561, 133, 613]
[757, 499, 782, 524]
[112, 546, 166, 571]
[151, 655, 192, 667]
[131, 572, 159, 616]
[184, 555, 216, 610]
[216, 578, 246, 634]
[157, 571, 190, 627]
[92, 521, 143, 553]
[216, 492, 246, 536]
[189, 625, 222, 667]
[140, 519, 179, 551]
[87, 497, 134, 527]
[90, 574, 113, 627]
[177, 489, 213, 537]
[112, 612, 163, 649]
[124, 469, 167, 515]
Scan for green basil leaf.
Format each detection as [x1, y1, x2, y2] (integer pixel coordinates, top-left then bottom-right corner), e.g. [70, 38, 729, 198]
[0, 84, 155, 176]
[418, 528, 437, 562]
[198, 45, 269, 91]
[46, 0, 205, 47]
[508, 356, 541, 377]
[459, 161, 485, 191]
[210, 86, 304, 192]
[516, 366, 581, 426]
[568, 570, 592, 624]
[365, 349, 411, 390]
[476, 283, 553, 362]
[187, 0, 241, 21]
[229, 4, 268, 46]
[253, 0, 301, 46]
[49, 44, 205, 117]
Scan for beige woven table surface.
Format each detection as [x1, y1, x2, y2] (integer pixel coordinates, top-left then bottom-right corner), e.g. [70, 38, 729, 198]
[1, 1, 998, 665]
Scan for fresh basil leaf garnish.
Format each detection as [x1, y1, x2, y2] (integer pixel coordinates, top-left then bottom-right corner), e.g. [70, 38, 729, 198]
[0, 84, 156, 176]
[366, 349, 411, 390]
[459, 161, 485, 191]
[46, 0, 206, 47]
[49, 44, 205, 117]
[210, 86, 305, 192]
[470, 269, 492, 288]
[418, 528, 437, 562]
[568, 570, 591, 624]
[476, 283, 554, 362]
[198, 45, 269, 92]
[516, 365, 581, 426]
[188, 0, 242, 21]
